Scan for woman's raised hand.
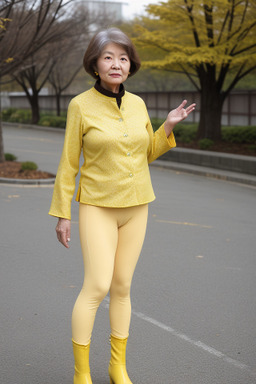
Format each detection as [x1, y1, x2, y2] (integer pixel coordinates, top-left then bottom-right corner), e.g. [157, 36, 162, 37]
[164, 100, 196, 137]
[56, 218, 71, 248]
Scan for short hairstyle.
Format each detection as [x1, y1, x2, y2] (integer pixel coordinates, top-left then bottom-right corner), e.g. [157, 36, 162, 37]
[83, 28, 141, 79]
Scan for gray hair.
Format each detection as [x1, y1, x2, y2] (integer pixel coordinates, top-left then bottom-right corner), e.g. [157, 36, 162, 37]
[83, 28, 141, 79]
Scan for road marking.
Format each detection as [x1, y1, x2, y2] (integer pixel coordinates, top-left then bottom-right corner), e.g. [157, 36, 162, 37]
[102, 297, 255, 376]
[156, 219, 213, 229]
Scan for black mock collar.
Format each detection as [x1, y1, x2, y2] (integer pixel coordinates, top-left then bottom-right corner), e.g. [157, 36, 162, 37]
[94, 79, 125, 108]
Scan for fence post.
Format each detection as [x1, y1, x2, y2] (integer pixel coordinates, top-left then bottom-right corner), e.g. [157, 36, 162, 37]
[248, 91, 251, 126]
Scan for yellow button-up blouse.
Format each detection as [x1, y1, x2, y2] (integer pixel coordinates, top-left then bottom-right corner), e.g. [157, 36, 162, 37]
[49, 86, 176, 220]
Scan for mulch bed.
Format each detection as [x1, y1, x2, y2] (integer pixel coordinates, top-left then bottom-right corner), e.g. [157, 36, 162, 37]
[0, 161, 55, 179]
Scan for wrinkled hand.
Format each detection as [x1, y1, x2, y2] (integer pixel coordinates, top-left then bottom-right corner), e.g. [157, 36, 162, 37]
[56, 218, 71, 248]
[164, 100, 196, 136]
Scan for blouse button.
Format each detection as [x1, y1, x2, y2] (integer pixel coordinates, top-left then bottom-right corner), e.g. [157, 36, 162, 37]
[123, 133, 128, 137]
[127, 152, 131, 156]
[119, 118, 123, 122]
[129, 173, 133, 177]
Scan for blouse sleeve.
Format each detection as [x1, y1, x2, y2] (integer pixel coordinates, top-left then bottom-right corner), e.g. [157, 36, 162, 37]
[146, 115, 176, 164]
[48, 98, 83, 220]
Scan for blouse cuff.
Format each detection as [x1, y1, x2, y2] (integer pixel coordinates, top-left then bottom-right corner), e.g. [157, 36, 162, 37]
[159, 123, 176, 149]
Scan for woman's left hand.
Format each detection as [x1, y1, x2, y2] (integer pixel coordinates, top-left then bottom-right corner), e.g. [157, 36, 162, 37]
[164, 100, 196, 137]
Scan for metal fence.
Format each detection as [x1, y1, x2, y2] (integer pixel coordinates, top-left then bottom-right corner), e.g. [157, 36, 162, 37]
[4, 89, 256, 126]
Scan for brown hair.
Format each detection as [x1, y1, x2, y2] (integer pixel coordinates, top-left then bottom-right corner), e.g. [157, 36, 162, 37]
[83, 28, 141, 79]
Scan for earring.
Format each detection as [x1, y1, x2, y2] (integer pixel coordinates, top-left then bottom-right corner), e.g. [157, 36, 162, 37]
[95, 71, 99, 76]
[128, 71, 131, 75]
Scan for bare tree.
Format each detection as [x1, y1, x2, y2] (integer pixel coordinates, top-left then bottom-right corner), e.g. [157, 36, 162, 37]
[48, 1, 118, 115]
[0, 0, 74, 162]
[0, 0, 24, 162]
[48, 46, 83, 117]
[10, 1, 115, 121]
[0, 0, 74, 76]
[10, 2, 97, 122]
[10, 9, 85, 124]
[12, 52, 56, 123]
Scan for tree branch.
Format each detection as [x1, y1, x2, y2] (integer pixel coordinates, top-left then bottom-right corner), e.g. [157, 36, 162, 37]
[49, 64, 83, 93]
[203, 3, 214, 47]
[217, 8, 230, 44]
[217, 63, 230, 91]
[240, 0, 249, 27]
[179, 63, 201, 91]
[229, 20, 256, 55]
[184, 0, 201, 47]
[228, 0, 236, 37]
[232, 43, 256, 56]
[223, 61, 254, 96]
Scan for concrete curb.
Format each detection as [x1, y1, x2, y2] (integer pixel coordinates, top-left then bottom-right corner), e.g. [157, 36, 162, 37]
[2, 121, 64, 134]
[151, 160, 256, 187]
[160, 147, 256, 176]
[0, 177, 55, 185]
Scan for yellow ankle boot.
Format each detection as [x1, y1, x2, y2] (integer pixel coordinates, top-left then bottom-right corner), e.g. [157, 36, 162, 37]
[72, 339, 93, 384]
[108, 335, 133, 384]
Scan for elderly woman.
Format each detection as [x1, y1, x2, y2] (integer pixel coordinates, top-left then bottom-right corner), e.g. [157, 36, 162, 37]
[49, 28, 195, 384]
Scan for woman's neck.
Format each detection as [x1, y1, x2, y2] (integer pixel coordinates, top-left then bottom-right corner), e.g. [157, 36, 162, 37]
[99, 80, 120, 94]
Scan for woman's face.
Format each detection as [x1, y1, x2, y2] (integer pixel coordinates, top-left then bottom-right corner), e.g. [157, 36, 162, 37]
[96, 43, 131, 93]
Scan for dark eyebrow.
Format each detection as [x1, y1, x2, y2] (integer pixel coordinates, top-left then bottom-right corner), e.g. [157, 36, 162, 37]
[102, 50, 128, 56]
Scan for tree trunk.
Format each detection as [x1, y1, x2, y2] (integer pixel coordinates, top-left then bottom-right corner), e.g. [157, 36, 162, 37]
[0, 77, 5, 162]
[0, 122, 5, 163]
[197, 68, 226, 141]
[29, 93, 40, 124]
[56, 92, 61, 116]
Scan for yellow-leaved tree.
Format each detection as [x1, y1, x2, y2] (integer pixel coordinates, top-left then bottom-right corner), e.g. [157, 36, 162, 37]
[134, 0, 256, 140]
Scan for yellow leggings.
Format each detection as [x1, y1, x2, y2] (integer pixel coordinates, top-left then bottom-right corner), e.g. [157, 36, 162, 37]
[72, 203, 148, 345]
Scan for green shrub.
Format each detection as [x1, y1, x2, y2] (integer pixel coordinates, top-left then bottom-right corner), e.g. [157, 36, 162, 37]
[8, 109, 32, 123]
[21, 161, 38, 171]
[151, 119, 256, 145]
[174, 124, 197, 143]
[151, 118, 165, 132]
[5, 153, 17, 161]
[2, 108, 67, 127]
[38, 115, 66, 128]
[40, 110, 67, 118]
[222, 126, 256, 143]
[151, 118, 197, 143]
[199, 138, 214, 150]
[1, 108, 17, 120]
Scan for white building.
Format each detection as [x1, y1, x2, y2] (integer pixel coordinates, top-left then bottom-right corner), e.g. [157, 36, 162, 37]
[84, 0, 127, 22]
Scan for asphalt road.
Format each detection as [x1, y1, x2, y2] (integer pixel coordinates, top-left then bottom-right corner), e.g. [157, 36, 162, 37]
[1, 125, 256, 384]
